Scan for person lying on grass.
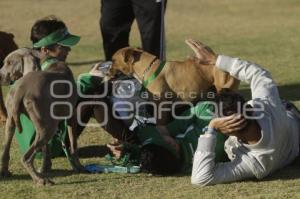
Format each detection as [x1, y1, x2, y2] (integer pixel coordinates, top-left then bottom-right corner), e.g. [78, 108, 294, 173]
[185, 39, 300, 186]
[106, 99, 229, 175]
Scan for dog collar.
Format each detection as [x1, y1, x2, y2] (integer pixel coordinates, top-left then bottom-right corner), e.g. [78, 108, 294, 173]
[141, 57, 158, 82]
[142, 60, 166, 88]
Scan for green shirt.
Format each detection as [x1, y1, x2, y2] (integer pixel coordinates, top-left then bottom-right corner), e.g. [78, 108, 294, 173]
[166, 102, 228, 173]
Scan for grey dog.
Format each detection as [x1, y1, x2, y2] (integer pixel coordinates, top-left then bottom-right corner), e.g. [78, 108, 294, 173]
[0, 48, 83, 185]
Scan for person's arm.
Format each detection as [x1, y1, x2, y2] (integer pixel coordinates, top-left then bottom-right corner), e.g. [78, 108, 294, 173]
[191, 115, 254, 186]
[216, 55, 280, 101]
[191, 132, 254, 186]
[185, 39, 280, 102]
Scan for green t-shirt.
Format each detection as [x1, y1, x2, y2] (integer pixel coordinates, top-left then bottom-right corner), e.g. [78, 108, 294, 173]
[166, 102, 228, 173]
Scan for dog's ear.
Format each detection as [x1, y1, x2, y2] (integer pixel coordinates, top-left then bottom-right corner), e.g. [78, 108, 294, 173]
[30, 48, 41, 60]
[123, 48, 142, 66]
[23, 51, 39, 74]
[10, 55, 23, 81]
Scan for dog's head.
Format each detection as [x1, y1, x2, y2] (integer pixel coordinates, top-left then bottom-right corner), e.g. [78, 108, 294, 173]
[0, 31, 18, 67]
[109, 47, 144, 77]
[0, 48, 40, 85]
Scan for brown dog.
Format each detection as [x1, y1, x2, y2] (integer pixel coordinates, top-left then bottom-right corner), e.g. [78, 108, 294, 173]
[0, 60, 82, 185]
[108, 45, 239, 123]
[0, 31, 19, 121]
[110, 47, 239, 100]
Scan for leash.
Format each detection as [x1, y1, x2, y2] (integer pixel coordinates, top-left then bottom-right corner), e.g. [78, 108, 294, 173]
[142, 61, 166, 88]
[57, 131, 79, 171]
[138, 60, 166, 100]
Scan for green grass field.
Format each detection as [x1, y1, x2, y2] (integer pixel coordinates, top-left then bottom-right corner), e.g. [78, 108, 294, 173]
[1, 0, 300, 198]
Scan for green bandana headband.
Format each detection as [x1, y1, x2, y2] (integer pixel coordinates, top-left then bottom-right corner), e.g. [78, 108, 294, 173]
[33, 28, 80, 48]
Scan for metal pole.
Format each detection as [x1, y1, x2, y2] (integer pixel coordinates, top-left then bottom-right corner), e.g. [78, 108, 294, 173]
[157, 0, 166, 61]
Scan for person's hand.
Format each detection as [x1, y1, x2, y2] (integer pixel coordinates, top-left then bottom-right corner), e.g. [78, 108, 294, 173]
[107, 139, 123, 158]
[185, 39, 218, 65]
[208, 114, 248, 135]
[89, 63, 106, 77]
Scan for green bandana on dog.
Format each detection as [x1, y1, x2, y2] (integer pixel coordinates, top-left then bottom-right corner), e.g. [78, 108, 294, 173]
[33, 28, 80, 48]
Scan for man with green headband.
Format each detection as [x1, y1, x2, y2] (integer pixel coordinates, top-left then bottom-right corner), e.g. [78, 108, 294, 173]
[31, 17, 80, 66]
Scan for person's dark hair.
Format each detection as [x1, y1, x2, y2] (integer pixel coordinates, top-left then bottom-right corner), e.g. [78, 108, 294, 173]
[30, 15, 66, 45]
[216, 88, 253, 118]
[140, 144, 181, 175]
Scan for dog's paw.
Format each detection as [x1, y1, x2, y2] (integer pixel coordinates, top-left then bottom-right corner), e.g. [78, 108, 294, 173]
[0, 170, 12, 177]
[35, 178, 55, 186]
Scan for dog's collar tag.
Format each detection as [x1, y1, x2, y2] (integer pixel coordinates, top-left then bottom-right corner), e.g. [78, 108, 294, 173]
[142, 61, 166, 88]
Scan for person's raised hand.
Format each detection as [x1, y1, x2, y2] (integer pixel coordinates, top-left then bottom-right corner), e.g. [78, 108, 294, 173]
[208, 114, 248, 135]
[185, 39, 217, 65]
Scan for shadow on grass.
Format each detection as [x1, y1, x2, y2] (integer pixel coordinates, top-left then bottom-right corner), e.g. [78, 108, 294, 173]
[239, 83, 300, 101]
[0, 174, 32, 181]
[261, 157, 300, 182]
[140, 157, 300, 181]
[47, 169, 77, 178]
[58, 179, 100, 185]
[217, 157, 300, 184]
[77, 145, 110, 158]
[0, 169, 75, 182]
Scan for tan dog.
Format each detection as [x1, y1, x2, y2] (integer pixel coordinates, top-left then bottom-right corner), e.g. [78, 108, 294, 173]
[108, 44, 239, 123]
[0, 31, 19, 121]
[0, 60, 82, 185]
[109, 48, 239, 101]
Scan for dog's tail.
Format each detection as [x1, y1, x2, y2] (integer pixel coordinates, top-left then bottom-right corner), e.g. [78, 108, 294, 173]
[11, 88, 24, 133]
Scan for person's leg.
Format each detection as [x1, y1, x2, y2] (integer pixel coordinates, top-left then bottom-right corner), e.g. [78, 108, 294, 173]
[94, 98, 134, 141]
[100, 0, 135, 60]
[132, 0, 167, 57]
